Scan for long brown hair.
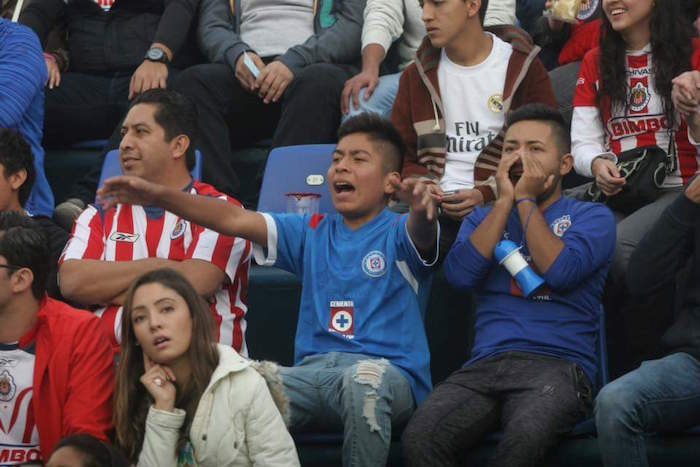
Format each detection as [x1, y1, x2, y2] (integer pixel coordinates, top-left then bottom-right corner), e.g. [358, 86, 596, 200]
[114, 268, 219, 463]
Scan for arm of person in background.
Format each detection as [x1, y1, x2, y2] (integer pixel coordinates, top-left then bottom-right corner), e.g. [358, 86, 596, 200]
[443, 152, 519, 291]
[483, 0, 517, 26]
[627, 176, 700, 296]
[571, 51, 625, 195]
[257, 0, 365, 104]
[129, 0, 200, 99]
[672, 70, 700, 145]
[0, 21, 47, 127]
[18, 0, 63, 47]
[341, 0, 404, 114]
[98, 175, 268, 246]
[197, 0, 264, 92]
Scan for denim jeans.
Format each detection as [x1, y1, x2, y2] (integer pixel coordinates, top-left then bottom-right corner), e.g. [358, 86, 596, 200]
[279, 352, 415, 467]
[402, 352, 592, 467]
[595, 352, 700, 467]
[342, 71, 403, 123]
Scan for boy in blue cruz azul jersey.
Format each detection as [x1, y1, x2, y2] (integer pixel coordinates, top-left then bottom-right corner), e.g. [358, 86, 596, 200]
[97, 114, 440, 467]
[402, 104, 616, 467]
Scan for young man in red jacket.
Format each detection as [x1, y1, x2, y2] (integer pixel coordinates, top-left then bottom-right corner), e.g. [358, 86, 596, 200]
[392, 0, 556, 254]
[0, 213, 114, 463]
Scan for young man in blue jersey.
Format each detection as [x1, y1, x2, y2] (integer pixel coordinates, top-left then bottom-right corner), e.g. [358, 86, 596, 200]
[97, 113, 440, 467]
[402, 104, 616, 467]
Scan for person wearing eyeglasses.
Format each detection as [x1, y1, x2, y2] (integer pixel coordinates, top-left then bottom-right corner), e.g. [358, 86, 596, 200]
[0, 212, 114, 464]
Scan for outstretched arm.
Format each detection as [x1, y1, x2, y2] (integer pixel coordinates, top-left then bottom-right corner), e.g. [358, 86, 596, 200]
[392, 178, 439, 259]
[99, 176, 268, 245]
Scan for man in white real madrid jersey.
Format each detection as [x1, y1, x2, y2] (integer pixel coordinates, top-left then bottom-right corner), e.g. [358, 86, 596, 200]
[59, 89, 252, 355]
[392, 0, 557, 255]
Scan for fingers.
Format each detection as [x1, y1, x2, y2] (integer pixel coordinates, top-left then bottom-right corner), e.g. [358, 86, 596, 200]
[128, 73, 137, 100]
[364, 79, 378, 100]
[254, 65, 272, 94]
[352, 83, 362, 111]
[341, 82, 352, 114]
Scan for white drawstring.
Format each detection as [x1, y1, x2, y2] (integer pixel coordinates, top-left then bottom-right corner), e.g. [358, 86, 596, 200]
[431, 98, 440, 131]
[12, 0, 24, 22]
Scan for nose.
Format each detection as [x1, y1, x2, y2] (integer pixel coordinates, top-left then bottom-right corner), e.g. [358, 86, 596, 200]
[148, 312, 163, 332]
[119, 130, 134, 154]
[422, 2, 434, 21]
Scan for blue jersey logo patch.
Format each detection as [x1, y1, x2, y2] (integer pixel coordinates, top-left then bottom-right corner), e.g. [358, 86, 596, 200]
[362, 251, 387, 277]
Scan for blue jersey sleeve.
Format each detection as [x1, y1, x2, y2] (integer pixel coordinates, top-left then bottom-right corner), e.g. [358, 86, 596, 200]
[544, 203, 616, 292]
[253, 213, 309, 276]
[444, 207, 494, 291]
[395, 214, 439, 278]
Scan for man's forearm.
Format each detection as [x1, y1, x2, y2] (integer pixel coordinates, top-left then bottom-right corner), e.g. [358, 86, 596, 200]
[361, 44, 386, 73]
[519, 201, 564, 273]
[469, 199, 512, 259]
[60, 258, 173, 306]
[155, 186, 268, 245]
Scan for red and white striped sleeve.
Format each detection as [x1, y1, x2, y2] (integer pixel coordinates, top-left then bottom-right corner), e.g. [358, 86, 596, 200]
[59, 206, 106, 265]
[186, 196, 252, 283]
[572, 49, 616, 178]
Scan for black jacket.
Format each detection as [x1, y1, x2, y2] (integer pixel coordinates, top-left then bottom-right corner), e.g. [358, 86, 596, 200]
[627, 191, 700, 360]
[20, 0, 202, 72]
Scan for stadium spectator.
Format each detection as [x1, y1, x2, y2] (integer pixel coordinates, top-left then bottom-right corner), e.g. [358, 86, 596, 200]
[595, 173, 700, 467]
[98, 114, 440, 467]
[0, 212, 114, 462]
[0, 17, 53, 218]
[392, 0, 556, 254]
[402, 104, 616, 467]
[19, 0, 202, 148]
[47, 434, 129, 467]
[0, 128, 68, 299]
[534, 0, 602, 71]
[171, 0, 364, 199]
[114, 269, 299, 466]
[571, 0, 699, 283]
[20, 0, 203, 228]
[515, 0, 545, 37]
[58, 90, 252, 355]
[340, 0, 517, 121]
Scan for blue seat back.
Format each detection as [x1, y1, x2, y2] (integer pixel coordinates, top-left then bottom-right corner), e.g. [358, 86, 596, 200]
[96, 149, 202, 202]
[257, 144, 337, 214]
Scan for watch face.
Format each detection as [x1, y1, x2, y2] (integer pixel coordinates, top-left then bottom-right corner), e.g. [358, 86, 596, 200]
[147, 48, 165, 61]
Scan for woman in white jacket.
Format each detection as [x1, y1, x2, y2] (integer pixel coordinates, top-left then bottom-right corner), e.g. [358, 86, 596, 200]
[113, 268, 300, 467]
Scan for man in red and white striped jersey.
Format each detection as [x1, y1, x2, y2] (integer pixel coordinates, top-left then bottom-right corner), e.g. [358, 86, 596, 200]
[59, 89, 252, 355]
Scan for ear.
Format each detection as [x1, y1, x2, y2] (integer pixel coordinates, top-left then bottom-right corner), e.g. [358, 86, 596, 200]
[7, 169, 27, 193]
[468, 0, 481, 19]
[10, 268, 34, 295]
[384, 171, 401, 196]
[170, 135, 191, 163]
[560, 153, 574, 177]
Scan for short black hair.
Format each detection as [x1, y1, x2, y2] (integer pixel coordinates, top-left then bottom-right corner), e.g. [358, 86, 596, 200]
[0, 212, 49, 299]
[0, 129, 35, 207]
[337, 114, 406, 173]
[505, 103, 571, 155]
[478, 0, 489, 24]
[55, 434, 129, 467]
[129, 89, 198, 170]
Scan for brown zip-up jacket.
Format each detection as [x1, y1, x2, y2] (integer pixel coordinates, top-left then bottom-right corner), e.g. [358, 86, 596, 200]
[392, 25, 557, 203]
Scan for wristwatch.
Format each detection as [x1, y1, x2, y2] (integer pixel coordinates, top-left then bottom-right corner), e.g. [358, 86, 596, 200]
[144, 47, 170, 64]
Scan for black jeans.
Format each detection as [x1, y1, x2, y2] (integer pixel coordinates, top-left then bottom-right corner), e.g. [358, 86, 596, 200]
[402, 352, 592, 467]
[59, 69, 181, 204]
[170, 61, 356, 198]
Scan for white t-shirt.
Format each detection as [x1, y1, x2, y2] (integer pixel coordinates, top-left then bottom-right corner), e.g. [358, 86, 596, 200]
[0, 343, 42, 466]
[438, 33, 513, 192]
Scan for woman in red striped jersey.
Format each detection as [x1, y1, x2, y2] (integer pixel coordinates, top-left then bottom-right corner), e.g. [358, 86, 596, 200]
[571, 0, 700, 281]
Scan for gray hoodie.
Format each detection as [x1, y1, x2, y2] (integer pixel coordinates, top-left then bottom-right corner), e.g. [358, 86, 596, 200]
[197, 0, 365, 76]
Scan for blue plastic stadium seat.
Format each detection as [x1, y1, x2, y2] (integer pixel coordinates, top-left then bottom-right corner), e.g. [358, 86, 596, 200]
[257, 144, 337, 215]
[95, 149, 203, 201]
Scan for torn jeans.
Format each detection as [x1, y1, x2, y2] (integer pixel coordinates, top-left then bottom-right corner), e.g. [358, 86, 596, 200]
[279, 352, 415, 467]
